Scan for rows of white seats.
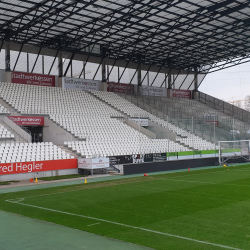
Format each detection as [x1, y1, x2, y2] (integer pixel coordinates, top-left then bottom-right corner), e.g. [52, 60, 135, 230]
[152, 118, 218, 150]
[0, 82, 189, 157]
[92, 91, 217, 150]
[0, 142, 74, 163]
[0, 83, 121, 116]
[0, 104, 9, 114]
[65, 139, 188, 158]
[0, 124, 14, 139]
[93, 91, 149, 117]
[51, 114, 149, 142]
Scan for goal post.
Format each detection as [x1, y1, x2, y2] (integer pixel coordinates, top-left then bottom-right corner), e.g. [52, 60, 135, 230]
[218, 140, 250, 165]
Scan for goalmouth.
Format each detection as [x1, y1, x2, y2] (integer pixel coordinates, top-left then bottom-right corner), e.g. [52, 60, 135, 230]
[219, 140, 250, 165]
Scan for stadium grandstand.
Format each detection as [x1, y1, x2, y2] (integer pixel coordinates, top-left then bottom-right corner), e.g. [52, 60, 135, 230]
[2, 1, 250, 250]
[0, 0, 249, 179]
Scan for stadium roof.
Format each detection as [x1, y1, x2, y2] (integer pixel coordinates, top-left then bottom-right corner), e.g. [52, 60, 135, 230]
[0, 0, 250, 73]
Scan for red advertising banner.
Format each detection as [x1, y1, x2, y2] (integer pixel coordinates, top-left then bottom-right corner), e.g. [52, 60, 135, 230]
[0, 159, 77, 175]
[11, 71, 55, 87]
[7, 116, 44, 126]
[107, 82, 134, 94]
[206, 120, 219, 127]
[172, 89, 191, 99]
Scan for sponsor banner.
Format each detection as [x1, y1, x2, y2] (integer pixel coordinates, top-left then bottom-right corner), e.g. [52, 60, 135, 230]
[140, 86, 166, 97]
[129, 118, 148, 127]
[230, 130, 240, 134]
[0, 159, 77, 175]
[153, 153, 167, 161]
[241, 148, 249, 156]
[109, 155, 133, 165]
[8, 116, 44, 126]
[193, 150, 202, 155]
[78, 157, 109, 169]
[132, 154, 144, 163]
[166, 152, 178, 157]
[172, 89, 191, 99]
[62, 77, 101, 91]
[107, 82, 134, 94]
[205, 120, 219, 127]
[11, 71, 55, 87]
[144, 154, 153, 162]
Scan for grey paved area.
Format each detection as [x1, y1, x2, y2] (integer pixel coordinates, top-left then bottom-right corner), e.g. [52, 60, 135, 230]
[0, 210, 153, 250]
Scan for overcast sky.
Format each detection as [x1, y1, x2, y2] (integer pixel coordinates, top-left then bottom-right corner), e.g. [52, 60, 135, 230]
[199, 62, 250, 105]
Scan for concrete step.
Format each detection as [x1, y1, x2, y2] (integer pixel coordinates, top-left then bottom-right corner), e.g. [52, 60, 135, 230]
[0, 121, 28, 143]
[57, 145, 78, 158]
[0, 97, 20, 116]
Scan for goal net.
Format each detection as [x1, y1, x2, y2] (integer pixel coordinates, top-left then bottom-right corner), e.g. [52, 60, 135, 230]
[218, 140, 250, 165]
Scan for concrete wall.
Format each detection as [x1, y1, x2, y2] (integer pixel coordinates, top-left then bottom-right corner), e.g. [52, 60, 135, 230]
[4, 71, 11, 83]
[101, 82, 108, 91]
[0, 168, 78, 181]
[125, 119, 156, 139]
[0, 69, 5, 82]
[43, 117, 78, 145]
[148, 120, 176, 141]
[1, 116, 32, 142]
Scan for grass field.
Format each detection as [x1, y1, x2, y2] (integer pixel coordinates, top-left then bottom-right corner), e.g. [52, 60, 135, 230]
[1, 164, 250, 250]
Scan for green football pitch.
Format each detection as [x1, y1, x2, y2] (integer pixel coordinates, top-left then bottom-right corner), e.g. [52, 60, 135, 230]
[1, 164, 250, 250]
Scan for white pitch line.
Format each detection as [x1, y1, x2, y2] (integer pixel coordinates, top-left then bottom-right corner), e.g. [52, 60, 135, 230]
[6, 199, 243, 250]
[166, 178, 216, 184]
[87, 222, 100, 227]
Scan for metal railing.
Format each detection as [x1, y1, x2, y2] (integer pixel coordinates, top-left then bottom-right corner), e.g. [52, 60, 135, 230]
[199, 91, 250, 124]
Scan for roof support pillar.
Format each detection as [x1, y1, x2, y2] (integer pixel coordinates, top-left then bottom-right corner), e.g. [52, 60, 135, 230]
[193, 67, 199, 99]
[194, 67, 198, 92]
[101, 47, 106, 82]
[5, 42, 10, 72]
[102, 57, 106, 82]
[168, 70, 172, 89]
[58, 51, 63, 78]
[194, 73, 198, 91]
[137, 64, 142, 86]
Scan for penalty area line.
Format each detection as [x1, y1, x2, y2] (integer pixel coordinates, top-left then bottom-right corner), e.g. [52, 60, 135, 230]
[6, 199, 242, 250]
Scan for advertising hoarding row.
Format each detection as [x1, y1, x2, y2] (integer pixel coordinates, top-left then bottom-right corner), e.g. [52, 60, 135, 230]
[0, 159, 77, 175]
[9, 72, 191, 99]
[8, 116, 44, 126]
[107, 82, 134, 94]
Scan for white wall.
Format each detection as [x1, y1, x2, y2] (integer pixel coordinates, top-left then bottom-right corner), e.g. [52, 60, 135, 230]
[43, 117, 78, 145]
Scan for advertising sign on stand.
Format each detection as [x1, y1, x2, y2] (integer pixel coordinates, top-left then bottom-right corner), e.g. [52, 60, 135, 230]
[11, 71, 55, 87]
[78, 157, 109, 169]
[7, 116, 44, 126]
[62, 77, 101, 91]
[129, 118, 148, 127]
[140, 86, 166, 97]
[172, 89, 191, 99]
[107, 82, 134, 94]
[205, 120, 219, 127]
